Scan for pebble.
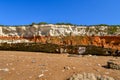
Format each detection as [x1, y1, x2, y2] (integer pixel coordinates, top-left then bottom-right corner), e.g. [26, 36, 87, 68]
[64, 66, 70, 70]
[97, 64, 101, 66]
[38, 74, 44, 78]
[0, 68, 9, 72]
[88, 55, 92, 57]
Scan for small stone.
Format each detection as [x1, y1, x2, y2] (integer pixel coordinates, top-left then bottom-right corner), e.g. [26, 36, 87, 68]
[97, 64, 101, 66]
[0, 68, 9, 72]
[64, 66, 70, 70]
[4, 68, 9, 72]
[88, 55, 92, 57]
[38, 74, 44, 78]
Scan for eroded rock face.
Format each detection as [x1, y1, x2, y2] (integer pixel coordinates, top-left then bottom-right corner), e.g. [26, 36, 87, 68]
[0, 24, 120, 50]
[89, 36, 120, 50]
[0, 24, 120, 37]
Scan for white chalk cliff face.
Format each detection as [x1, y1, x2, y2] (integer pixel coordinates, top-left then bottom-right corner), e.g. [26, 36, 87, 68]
[0, 24, 120, 37]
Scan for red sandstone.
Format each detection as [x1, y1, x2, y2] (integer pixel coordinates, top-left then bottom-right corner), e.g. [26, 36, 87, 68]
[0, 36, 120, 50]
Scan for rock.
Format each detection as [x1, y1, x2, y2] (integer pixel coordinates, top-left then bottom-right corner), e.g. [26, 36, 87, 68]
[0, 68, 9, 72]
[60, 48, 64, 53]
[107, 60, 120, 70]
[77, 47, 86, 55]
[88, 55, 92, 57]
[68, 73, 115, 80]
[64, 66, 70, 70]
[38, 74, 44, 78]
[97, 64, 101, 66]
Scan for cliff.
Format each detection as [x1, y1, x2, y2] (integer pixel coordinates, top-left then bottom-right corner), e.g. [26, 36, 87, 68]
[0, 24, 120, 50]
[0, 24, 120, 38]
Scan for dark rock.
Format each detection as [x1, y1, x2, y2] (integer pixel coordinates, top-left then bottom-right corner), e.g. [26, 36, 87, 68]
[107, 60, 120, 70]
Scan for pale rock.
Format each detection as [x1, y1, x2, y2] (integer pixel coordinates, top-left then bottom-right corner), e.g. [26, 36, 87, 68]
[0, 68, 9, 72]
[38, 74, 44, 78]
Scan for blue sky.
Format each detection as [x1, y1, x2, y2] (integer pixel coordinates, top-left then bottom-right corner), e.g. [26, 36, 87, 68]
[0, 0, 120, 25]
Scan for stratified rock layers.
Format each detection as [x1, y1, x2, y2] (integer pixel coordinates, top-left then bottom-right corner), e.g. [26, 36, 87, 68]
[0, 24, 119, 50]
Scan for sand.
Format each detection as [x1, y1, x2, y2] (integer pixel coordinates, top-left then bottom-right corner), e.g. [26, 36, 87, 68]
[0, 51, 120, 80]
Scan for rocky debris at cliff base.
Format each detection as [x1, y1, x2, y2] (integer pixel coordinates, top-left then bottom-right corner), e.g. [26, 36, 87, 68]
[68, 73, 115, 80]
[107, 59, 120, 70]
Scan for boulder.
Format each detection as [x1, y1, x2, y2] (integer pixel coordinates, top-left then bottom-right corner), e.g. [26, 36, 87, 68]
[68, 73, 115, 80]
[107, 60, 120, 70]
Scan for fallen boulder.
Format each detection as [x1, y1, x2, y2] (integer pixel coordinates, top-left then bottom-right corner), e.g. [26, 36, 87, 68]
[107, 60, 120, 70]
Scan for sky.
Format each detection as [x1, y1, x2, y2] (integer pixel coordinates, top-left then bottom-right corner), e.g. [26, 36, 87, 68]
[0, 0, 120, 25]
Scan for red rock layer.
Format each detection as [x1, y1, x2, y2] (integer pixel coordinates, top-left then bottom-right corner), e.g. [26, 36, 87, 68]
[0, 36, 120, 50]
